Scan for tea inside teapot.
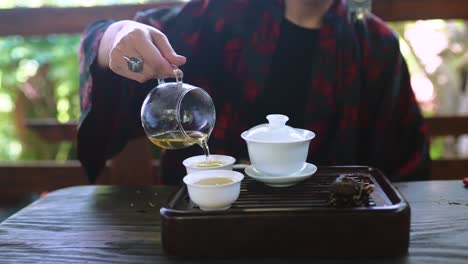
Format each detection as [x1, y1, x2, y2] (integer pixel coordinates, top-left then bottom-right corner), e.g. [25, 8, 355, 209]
[141, 68, 215, 157]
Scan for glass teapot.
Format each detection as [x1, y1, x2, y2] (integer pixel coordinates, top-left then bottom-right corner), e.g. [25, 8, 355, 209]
[141, 69, 216, 151]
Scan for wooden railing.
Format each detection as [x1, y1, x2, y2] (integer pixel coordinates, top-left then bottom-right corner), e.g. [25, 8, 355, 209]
[0, 0, 467, 200]
[425, 117, 468, 180]
[0, 3, 177, 36]
[1, 0, 468, 37]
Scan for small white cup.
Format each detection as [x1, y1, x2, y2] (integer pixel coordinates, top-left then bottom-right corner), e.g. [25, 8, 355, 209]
[183, 170, 244, 211]
[183, 154, 236, 174]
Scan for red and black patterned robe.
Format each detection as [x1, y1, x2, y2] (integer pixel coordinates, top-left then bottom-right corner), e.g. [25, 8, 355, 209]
[78, 0, 430, 184]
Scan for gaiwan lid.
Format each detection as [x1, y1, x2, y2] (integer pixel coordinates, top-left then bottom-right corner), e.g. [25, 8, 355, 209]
[241, 114, 315, 143]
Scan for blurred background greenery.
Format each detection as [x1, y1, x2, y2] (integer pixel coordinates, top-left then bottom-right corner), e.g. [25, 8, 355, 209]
[0, 0, 164, 162]
[0, 1, 467, 162]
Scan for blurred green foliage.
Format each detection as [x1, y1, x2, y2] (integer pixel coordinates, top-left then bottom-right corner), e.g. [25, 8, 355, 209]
[0, 35, 81, 161]
[0, 0, 169, 161]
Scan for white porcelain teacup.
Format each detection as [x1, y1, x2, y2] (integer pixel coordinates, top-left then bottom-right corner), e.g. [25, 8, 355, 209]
[241, 114, 315, 176]
[183, 170, 244, 211]
[183, 154, 236, 174]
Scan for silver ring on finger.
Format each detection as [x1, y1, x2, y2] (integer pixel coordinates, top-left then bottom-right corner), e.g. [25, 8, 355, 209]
[123, 56, 144, 73]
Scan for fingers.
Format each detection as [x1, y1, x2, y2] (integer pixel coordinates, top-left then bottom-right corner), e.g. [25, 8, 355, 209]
[107, 23, 186, 83]
[150, 29, 186, 66]
[134, 33, 175, 79]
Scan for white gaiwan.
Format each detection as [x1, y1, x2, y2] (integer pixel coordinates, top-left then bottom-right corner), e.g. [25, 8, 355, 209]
[241, 114, 315, 176]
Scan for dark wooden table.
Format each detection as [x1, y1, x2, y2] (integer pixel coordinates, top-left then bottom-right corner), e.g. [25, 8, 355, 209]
[0, 180, 467, 263]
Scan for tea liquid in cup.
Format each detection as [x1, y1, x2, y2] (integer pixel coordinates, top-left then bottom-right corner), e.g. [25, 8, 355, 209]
[183, 170, 244, 211]
[183, 154, 236, 174]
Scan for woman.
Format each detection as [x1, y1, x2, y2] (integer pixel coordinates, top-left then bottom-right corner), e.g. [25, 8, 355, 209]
[78, 0, 430, 184]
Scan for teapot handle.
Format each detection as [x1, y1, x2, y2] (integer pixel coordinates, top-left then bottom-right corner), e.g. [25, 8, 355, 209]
[158, 66, 184, 86]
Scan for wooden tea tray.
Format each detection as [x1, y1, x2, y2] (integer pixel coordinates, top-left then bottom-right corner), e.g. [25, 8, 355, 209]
[160, 166, 410, 258]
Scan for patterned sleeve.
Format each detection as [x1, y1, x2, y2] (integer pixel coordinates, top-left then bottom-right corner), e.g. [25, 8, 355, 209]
[77, 1, 213, 183]
[363, 18, 431, 181]
[389, 54, 431, 181]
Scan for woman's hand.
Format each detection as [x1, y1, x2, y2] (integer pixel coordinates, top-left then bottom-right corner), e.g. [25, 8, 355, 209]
[97, 20, 186, 83]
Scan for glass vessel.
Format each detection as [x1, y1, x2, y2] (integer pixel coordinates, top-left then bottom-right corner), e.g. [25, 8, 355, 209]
[141, 69, 216, 151]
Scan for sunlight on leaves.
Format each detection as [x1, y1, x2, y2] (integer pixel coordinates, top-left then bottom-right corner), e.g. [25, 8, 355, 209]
[15, 59, 39, 83]
[0, 93, 13, 112]
[56, 82, 71, 97]
[57, 98, 70, 112]
[10, 47, 29, 60]
[429, 138, 444, 160]
[8, 141, 22, 159]
[58, 112, 70, 123]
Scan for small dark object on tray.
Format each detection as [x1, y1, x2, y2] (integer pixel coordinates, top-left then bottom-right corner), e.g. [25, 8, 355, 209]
[329, 174, 375, 207]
